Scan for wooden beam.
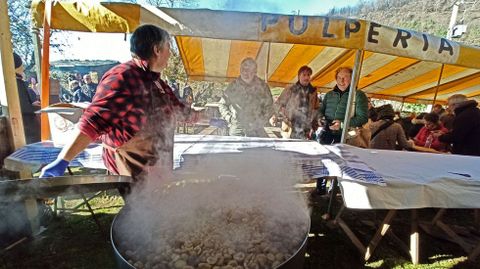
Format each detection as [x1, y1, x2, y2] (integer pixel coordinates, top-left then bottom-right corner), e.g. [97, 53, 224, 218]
[31, 28, 42, 86]
[337, 217, 367, 255]
[410, 209, 420, 265]
[469, 241, 480, 261]
[436, 219, 473, 253]
[0, 0, 26, 149]
[40, 0, 52, 141]
[198, 126, 218, 135]
[431, 64, 445, 108]
[365, 210, 397, 261]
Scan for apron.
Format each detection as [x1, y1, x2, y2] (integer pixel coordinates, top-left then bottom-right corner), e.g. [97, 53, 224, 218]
[103, 80, 176, 180]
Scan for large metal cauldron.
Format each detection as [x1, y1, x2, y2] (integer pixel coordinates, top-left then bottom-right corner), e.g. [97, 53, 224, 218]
[110, 179, 310, 269]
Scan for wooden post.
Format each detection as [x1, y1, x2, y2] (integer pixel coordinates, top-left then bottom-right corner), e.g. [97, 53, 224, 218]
[264, 42, 271, 83]
[31, 27, 43, 86]
[0, 0, 26, 149]
[474, 209, 480, 230]
[40, 0, 52, 141]
[365, 210, 397, 261]
[0, 0, 39, 235]
[410, 209, 420, 264]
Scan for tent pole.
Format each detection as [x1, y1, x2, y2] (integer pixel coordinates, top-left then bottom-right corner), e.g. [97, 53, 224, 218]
[265, 42, 271, 83]
[400, 98, 405, 113]
[40, 0, 52, 141]
[31, 27, 42, 86]
[431, 64, 444, 111]
[0, 0, 26, 149]
[341, 49, 364, 144]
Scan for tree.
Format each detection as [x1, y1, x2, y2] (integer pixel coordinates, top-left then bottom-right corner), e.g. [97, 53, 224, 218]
[7, 0, 69, 76]
[7, 0, 34, 69]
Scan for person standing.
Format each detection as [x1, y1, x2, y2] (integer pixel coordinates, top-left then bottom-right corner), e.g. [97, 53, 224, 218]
[13, 53, 40, 144]
[79, 74, 98, 102]
[40, 24, 200, 179]
[218, 58, 274, 137]
[319, 67, 368, 144]
[438, 94, 480, 156]
[273, 65, 320, 139]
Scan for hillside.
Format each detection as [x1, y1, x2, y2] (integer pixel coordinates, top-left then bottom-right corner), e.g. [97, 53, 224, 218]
[327, 0, 480, 46]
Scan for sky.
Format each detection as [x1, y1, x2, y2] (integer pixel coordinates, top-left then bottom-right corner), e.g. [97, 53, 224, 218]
[50, 0, 361, 62]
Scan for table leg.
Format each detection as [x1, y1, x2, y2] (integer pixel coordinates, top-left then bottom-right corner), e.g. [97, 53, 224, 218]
[336, 214, 367, 255]
[53, 197, 58, 216]
[18, 169, 40, 234]
[474, 209, 480, 230]
[80, 193, 105, 238]
[365, 210, 397, 261]
[326, 177, 338, 218]
[429, 209, 480, 260]
[410, 209, 419, 265]
[468, 241, 480, 261]
[430, 208, 446, 225]
[436, 220, 472, 253]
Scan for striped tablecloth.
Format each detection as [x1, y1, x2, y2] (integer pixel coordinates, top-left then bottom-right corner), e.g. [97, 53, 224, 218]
[4, 135, 385, 185]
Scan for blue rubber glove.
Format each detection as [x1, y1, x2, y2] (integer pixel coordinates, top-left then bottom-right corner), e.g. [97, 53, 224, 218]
[40, 159, 69, 178]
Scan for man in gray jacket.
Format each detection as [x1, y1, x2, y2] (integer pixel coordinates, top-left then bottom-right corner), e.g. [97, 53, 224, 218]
[218, 58, 274, 137]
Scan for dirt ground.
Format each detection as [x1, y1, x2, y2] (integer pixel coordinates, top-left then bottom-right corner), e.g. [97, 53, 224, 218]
[1, 191, 479, 269]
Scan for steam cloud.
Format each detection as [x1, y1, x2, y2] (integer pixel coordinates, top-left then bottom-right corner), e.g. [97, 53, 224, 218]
[114, 148, 311, 268]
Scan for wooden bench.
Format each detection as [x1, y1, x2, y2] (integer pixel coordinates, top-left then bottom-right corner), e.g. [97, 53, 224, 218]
[198, 126, 219, 135]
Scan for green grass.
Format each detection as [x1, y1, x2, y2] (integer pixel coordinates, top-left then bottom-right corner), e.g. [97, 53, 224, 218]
[2, 193, 479, 268]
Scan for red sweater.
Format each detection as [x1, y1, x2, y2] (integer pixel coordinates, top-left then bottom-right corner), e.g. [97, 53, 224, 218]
[78, 59, 193, 174]
[414, 125, 449, 152]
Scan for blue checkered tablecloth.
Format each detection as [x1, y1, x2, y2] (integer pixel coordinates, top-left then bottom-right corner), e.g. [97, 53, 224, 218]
[4, 136, 385, 185]
[5, 141, 105, 171]
[175, 135, 385, 185]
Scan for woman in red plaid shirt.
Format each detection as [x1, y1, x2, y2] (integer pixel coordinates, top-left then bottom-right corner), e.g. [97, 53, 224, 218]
[41, 25, 198, 180]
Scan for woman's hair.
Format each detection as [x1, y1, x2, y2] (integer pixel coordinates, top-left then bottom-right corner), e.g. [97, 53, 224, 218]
[376, 104, 395, 120]
[424, 112, 439, 123]
[416, 112, 428, 119]
[130, 24, 170, 60]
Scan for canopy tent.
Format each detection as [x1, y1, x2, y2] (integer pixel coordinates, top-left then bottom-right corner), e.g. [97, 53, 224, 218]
[31, 0, 480, 105]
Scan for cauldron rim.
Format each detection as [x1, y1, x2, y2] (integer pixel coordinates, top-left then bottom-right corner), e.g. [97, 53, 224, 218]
[110, 204, 310, 269]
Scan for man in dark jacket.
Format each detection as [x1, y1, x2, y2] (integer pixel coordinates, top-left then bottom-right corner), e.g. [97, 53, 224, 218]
[319, 66, 368, 144]
[439, 94, 480, 156]
[14, 53, 40, 144]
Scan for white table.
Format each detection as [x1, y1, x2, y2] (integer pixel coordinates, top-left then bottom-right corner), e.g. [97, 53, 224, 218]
[331, 145, 480, 263]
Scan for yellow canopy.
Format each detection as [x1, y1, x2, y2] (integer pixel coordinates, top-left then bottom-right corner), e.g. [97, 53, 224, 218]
[31, 0, 480, 104]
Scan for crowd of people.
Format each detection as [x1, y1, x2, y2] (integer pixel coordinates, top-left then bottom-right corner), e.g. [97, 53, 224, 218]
[63, 73, 98, 103]
[216, 56, 480, 160]
[11, 24, 472, 182]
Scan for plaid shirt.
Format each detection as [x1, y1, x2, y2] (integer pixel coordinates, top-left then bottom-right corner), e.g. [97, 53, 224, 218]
[78, 59, 193, 174]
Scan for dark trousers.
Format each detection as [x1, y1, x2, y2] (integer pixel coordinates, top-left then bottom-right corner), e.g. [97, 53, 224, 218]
[319, 128, 341, 145]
